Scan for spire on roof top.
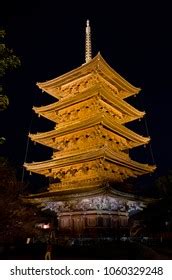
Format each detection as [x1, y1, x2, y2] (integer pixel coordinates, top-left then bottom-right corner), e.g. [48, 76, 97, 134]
[85, 20, 92, 63]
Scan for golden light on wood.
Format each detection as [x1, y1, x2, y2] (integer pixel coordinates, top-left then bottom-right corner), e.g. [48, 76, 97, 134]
[24, 53, 155, 194]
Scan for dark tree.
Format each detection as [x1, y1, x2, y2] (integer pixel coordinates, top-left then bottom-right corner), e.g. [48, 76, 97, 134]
[0, 158, 34, 243]
[0, 28, 20, 147]
[0, 30, 47, 245]
[0, 29, 20, 111]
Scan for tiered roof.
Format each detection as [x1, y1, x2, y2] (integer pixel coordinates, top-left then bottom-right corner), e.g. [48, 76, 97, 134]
[36, 53, 140, 99]
[24, 53, 155, 193]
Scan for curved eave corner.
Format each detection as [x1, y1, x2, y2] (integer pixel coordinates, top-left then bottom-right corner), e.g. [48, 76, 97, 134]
[97, 53, 141, 94]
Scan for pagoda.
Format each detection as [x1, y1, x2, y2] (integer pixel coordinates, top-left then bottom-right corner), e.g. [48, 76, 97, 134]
[24, 21, 156, 238]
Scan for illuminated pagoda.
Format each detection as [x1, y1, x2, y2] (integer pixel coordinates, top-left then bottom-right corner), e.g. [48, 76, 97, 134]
[24, 20, 156, 237]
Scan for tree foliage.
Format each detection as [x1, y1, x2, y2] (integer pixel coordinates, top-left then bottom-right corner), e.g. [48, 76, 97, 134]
[0, 29, 48, 245]
[155, 170, 172, 197]
[129, 170, 172, 237]
[0, 28, 20, 111]
[0, 157, 48, 244]
[0, 27, 21, 147]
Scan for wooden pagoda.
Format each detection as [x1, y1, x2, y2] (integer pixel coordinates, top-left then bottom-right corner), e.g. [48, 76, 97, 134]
[24, 21, 156, 238]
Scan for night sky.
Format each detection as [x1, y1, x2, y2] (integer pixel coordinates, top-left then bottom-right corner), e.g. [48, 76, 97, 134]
[1, 1, 172, 182]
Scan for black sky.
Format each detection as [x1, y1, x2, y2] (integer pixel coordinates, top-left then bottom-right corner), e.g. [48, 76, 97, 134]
[1, 1, 172, 180]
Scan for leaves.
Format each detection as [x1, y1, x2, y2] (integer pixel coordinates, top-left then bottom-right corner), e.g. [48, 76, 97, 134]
[0, 28, 20, 111]
[0, 29, 20, 77]
[0, 94, 9, 111]
[155, 170, 172, 197]
[0, 158, 53, 244]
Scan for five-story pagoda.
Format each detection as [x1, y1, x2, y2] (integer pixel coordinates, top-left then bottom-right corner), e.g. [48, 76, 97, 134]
[24, 21, 156, 237]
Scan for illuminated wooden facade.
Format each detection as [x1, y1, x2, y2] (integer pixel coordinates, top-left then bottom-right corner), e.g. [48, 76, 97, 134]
[24, 22, 155, 237]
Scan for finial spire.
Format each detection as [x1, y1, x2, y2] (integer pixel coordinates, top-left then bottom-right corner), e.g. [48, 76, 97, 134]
[85, 19, 92, 63]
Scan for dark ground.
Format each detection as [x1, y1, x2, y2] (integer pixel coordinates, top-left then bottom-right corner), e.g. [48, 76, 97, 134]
[0, 240, 172, 260]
